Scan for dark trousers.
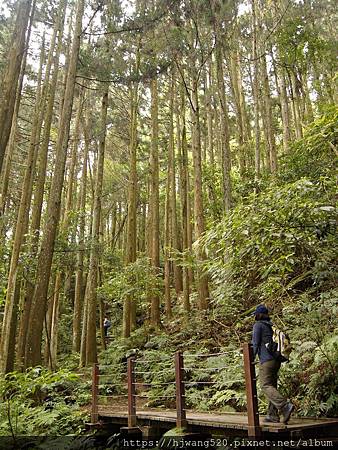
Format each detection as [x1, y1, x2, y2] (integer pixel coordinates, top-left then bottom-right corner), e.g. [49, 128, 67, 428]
[259, 359, 287, 417]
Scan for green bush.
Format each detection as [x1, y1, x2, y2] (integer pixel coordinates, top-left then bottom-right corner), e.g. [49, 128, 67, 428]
[0, 368, 87, 435]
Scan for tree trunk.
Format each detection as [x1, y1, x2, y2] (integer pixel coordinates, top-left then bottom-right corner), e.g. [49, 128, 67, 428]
[0, 0, 33, 175]
[206, 60, 215, 166]
[149, 78, 160, 327]
[251, 0, 261, 179]
[190, 69, 209, 310]
[177, 85, 190, 312]
[85, 88, 109, 365]
[289, 70, 303, 139]
[49, 272, 62, 369]
[123, 47, 139, 337]
[72, 116, 89, 353]
[164, 139, 172, 318]
[215, 32, 232, 212]
[274, 61, 291, 153]
[168, 76, 182, 295]
[261, 54, 277, 173]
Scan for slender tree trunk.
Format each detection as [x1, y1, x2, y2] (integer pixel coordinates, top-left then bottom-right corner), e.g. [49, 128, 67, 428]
[168, 76, 182, 295]
[44, 273, 56, 367]
[227, 50, 245, 174]
[0, 115, 17, 219]
[206, 60, 214, 166]
[261, 54, 277, 173]
[251, 0, 261, 179]
[190, 69, 209, 310]
[149, 78, 160, 327]
[72, 118, 89, 352]
[177, 86, 190, 312]
[289, 70, 303, 139]
[79, 276, 89, 367]
[85, 88, 109, 365]
[49, 272, 62, 369]
[123, 49, 139, 337]
[274, 61, 291, 153]
[215, 32, 232, 211]
[164, 139, 172, 319]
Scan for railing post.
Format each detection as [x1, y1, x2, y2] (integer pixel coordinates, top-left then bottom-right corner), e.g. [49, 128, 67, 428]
[91, 363, 99, 424]
[175, 351, 187, 429]
[127, 356, 137, 428]
[243, 343, 261, 438]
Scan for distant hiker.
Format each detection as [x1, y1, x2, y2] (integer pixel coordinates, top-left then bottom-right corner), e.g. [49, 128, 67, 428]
[252, 304, 294, 424]
[103, 317, 111, 337]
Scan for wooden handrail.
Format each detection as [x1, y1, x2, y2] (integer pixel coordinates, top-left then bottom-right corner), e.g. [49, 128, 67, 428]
[243, 343, 261, 437]
[95, 343, 261, 437]
[127, 356, 137, 427]
[175, 351, 187, 428]
[91, 363, 99, 424]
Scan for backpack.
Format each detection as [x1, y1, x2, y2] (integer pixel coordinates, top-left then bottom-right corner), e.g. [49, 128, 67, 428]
[263, 322, 292, 363]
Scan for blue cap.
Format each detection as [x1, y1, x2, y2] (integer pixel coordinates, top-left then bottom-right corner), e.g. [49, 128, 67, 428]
[252, 304, 269, 315]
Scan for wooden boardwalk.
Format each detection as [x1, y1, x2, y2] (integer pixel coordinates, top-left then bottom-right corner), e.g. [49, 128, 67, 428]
[90, 346, 338, 440]
[98, 406, 338, 438]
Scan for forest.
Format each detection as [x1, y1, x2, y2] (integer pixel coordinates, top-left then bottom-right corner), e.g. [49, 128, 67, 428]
[0, 0, 337, 441]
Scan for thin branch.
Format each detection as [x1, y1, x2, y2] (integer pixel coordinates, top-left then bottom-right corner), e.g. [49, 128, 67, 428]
[81, 1, 104, 36]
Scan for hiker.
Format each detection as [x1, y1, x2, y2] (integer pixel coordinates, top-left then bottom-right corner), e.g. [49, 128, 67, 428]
[103, 317, 111, 337]
[252, 304, 294, 424]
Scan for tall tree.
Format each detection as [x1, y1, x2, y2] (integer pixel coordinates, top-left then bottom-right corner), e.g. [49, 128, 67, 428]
[85, 87, 109, 365]
[25, 0, 85, 367]
[149, 77, 160, 327]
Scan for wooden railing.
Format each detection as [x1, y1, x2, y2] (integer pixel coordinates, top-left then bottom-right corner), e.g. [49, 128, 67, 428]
[90, 343, 261, 437]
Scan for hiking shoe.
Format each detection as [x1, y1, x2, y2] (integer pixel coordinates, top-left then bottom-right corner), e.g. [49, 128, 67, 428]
[263, 416, 280, 423]
[281, 402, 294, 424]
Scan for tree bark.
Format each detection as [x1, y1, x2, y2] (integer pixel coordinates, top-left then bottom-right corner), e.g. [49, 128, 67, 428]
[190, 68, 209, 310]
[168, 76, 182, 296]
[72, 116, 89, 353]
[123, 46, 140, 338]
[0, 0, 33, 175]
[85, 88, 109, 365]
[251, 0, 261, 179]
[149, 78, 160, 327]
[215, 31, 232, 212]
[261, 54, 277, 173]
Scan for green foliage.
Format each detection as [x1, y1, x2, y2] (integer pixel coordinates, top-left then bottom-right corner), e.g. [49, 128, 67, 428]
[99, 257, 163, 320]
[279, 105, 338, 182]
[202, 177, 337, 311]
[276, 18, 331, 71]
[279, 290, 338, 416]
[202, 109, 337, 314]
[0, 368, 87, 435]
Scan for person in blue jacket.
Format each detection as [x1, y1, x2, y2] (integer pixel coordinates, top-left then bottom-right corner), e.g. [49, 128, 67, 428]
[252, 304, 294, 424]
[103, 317, 112, 337]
